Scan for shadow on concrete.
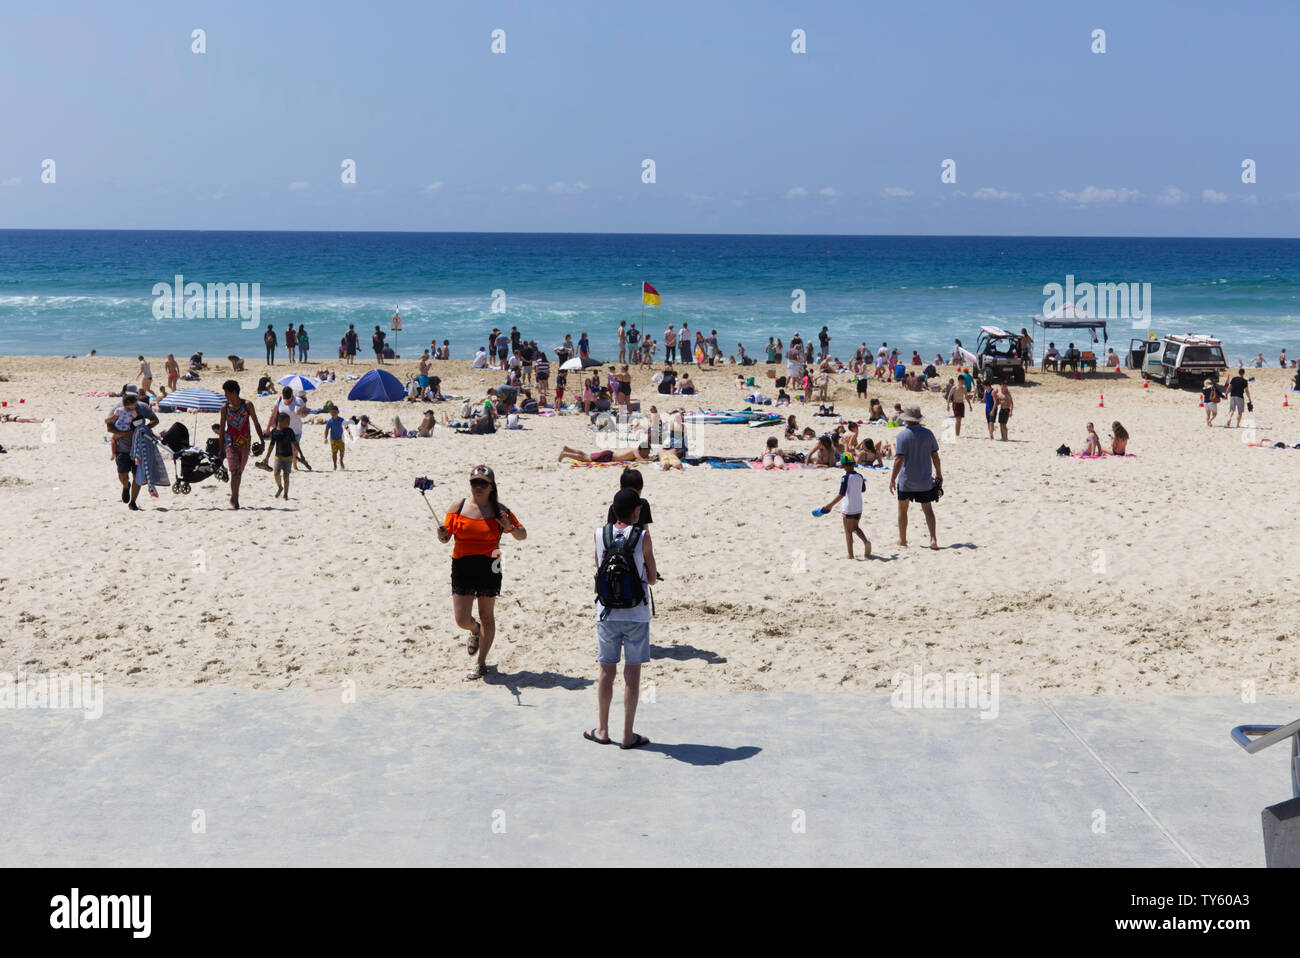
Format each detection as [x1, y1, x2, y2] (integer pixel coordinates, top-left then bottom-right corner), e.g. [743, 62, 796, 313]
[486, 670, 595, 698]
[645, 743, 762, 766]
[651, 644, 727, 665]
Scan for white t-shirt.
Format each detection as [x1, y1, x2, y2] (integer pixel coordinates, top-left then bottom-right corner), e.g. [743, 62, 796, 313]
[594, 524, 651, 623]
[472, 349, 488, 369]
[839, 470, 865, 515]
[273, 395, 306, 436]
[140, 361, 152, 379]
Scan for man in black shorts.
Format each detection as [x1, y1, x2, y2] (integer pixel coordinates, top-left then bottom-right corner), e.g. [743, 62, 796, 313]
[889, 405, 942, 550]
[1225, 367, 1252, 428]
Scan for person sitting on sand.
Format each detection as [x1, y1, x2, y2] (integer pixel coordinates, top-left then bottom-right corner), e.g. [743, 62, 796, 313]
[418, 410, 436, 437]
[868, 398, 886, 423]
[1083, 422, 1104, 457]
[856, 436, 888, 467]
[558, 441, 656, 465]
[392, 415, 408, 438]
[807, 434, 837, 468]
[1109, 421, 1129, 456]
[189, 351, 207, 370]
[1105, 348, 1120, 368]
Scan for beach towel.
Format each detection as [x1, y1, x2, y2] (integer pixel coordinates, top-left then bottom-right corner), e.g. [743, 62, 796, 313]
[706, 460, 750, 469]
[131, 427, 169, 496]
[567, 460, 627, 469]
[746, 460, 804, 470]
[1071, 453, 1137, 459]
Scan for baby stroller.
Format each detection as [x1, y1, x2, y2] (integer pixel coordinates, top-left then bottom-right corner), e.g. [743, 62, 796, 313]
[159, 421, 228, 493]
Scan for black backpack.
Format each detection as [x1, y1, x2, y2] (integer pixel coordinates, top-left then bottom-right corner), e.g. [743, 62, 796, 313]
[595, 524, 648, 619]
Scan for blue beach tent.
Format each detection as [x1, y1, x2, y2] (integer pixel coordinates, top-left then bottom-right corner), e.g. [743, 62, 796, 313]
[347, 368, 406, 402]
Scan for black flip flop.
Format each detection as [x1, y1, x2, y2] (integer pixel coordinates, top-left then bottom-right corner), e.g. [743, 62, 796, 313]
[619, 734, 650, 750]
[584, 729, 613, 745]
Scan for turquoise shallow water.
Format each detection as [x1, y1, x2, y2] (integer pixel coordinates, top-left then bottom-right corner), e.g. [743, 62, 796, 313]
[0, 230, 1296, 362]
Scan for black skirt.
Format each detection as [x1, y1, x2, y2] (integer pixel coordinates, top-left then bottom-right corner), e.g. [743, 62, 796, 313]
[451, 555, 502, 597]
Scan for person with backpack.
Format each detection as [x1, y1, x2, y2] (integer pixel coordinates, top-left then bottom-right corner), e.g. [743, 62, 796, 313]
[587, 488, 659, 749]
[372, 326, 387, 365]
[263, 324, 277, 366]
[435, 464, 527, 680]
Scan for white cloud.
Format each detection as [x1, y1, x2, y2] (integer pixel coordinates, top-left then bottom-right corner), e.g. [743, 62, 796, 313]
[1055, 186, 1140, 204]
[1, 177, 20, 187]
[881, 186, 914, 198]
[818, 186, 839, 198]
[785, 186, 808, 199]
[512, 183, 538, 193]
[971, 186, 1020, 201]
[1155, 187, 1187, 206]
[685, 193, 714, 203]
[423, 182, 442, 194]
[546, 181, 589, 194]
[288, 181, 310, 192]
[1202, 189, 1228, 204]
[1241, 193, 1258, 205]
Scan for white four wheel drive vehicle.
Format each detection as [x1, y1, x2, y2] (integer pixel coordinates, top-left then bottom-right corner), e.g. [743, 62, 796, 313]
[1128, 334, 1227, 388]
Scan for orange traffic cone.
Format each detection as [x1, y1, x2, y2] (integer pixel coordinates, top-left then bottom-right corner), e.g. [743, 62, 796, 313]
[1142, 376, 1149, 389]
[1285, 392, 1290, 408]
[1098, 393, 1105, 407]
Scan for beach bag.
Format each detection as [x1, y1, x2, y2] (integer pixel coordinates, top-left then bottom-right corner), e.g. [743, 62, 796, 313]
[595, 524, 647, 619]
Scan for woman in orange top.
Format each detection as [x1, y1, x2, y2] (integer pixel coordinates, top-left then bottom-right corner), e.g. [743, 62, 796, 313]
[436, 464, 527, 679]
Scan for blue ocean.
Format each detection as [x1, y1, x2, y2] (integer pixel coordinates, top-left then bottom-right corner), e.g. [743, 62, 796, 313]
[0, 231, 1297, 362]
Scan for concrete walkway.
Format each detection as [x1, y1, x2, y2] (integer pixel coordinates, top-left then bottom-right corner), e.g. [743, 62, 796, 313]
[0, 689, 1291, 866]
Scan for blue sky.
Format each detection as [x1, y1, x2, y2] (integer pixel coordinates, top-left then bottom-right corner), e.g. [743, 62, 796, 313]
[1, 0, 1297, 235]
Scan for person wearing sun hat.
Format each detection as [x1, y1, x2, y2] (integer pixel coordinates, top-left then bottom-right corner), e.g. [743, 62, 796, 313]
[889, 405, 942, 550]
[435, 464, 527, 679]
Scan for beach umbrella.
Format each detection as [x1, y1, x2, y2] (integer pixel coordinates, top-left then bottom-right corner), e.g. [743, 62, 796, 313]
[560, 358, 585, 371]
[157, 387, 225, 412]
[276, 374, 319, 392]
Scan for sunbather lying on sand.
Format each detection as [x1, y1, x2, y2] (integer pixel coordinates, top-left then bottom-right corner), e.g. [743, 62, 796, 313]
[558, 442, 656, 464]
[760, 436, 788, 470]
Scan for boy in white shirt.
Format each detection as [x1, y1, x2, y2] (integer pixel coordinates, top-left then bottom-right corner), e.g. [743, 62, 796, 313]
[813, 454, 871, 559]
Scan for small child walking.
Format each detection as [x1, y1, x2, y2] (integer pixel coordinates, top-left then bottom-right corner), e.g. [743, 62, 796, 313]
[269, 412, 300, 498]
[813, 454, 871, 559]
[324, 406, 347, 470]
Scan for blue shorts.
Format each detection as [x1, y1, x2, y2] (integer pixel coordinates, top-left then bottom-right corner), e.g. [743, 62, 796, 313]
[597, 619, 651, 665]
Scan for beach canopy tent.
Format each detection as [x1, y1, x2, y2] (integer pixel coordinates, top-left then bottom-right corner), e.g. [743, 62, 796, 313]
[1032, 312, 1108, 365]
[156, 387, 226, 412]
[347, 368, 406, 402]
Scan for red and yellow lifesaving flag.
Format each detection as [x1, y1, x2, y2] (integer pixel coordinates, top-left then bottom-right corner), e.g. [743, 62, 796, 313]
[641, 281, 661, 306]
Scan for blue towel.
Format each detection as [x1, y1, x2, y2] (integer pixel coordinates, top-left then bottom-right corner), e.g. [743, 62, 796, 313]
[131, 427, 169, 495]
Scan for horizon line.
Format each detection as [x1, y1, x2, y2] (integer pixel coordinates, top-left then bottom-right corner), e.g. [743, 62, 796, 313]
[0, 228, 1297, 241]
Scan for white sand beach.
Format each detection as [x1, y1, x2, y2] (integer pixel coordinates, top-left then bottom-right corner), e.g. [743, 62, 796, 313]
[1, 354, 1297, 697]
